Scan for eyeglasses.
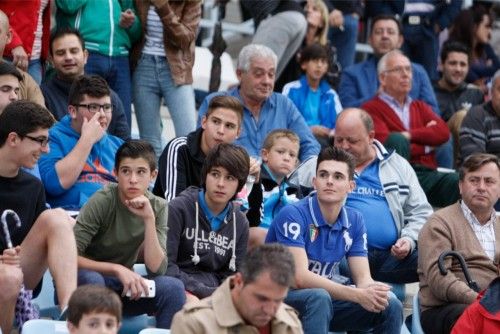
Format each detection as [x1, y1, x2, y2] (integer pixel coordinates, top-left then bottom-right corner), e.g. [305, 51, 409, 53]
[383, 66, 412, 75]
[24, 135, 50, 147]
[76, 103, 113, 114]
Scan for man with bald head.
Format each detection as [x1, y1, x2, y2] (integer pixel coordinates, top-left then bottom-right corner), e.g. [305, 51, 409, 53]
[333, 108, 432, 283]
[362, 50, 459, 208]
[0, 10, 44, 105]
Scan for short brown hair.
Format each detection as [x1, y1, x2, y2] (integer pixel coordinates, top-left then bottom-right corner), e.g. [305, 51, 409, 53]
[316, 146, 356, 180]
[459, 153, 500, 181]
[262, 129, 300, 151]
[206, 95, 244, 125]
[201, 143, 250, 197]
[67, 285, 122, 326]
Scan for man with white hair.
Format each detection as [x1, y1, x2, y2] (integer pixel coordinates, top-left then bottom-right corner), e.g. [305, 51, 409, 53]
[460, 69, 500, 160]
[362, 50, 459, 207]
[198, 44, 320, 161]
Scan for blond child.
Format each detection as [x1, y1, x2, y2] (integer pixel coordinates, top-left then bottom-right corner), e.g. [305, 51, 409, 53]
[247, 129, 302, 248]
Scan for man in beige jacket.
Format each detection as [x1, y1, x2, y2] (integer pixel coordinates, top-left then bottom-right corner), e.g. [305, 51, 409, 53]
[171, 244, 303, 333]
[418, 153, 500, 334]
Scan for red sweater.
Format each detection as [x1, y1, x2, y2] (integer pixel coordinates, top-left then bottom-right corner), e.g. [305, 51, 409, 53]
[1, 0, 51, 61]
[362, 96, 450, 169]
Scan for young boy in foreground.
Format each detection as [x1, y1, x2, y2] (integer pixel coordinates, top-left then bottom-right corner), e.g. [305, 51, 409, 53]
[67, 285, 122, 334]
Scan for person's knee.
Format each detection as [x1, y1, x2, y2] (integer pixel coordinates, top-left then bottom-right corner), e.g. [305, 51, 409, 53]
[305, 288, 333, 312]
[37, 209, 75, 233]
[385, 291, 404, 317]
[77, 270, 105, 286]
[154, 276, 186, 303]
[0, 265, 23, 301]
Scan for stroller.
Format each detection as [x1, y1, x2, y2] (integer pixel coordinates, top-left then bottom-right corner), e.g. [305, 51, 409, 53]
[438, 251, 500, 333]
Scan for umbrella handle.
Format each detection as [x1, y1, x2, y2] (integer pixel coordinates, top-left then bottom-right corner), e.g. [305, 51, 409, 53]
[1, 209, 21, 249]
[438, 251, 481, 292]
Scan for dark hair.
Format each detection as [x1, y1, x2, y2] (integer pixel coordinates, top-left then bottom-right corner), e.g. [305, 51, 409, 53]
[370, 14, 402, 35]
[239, 243, 295, 287]
[67, 285, 122, 326]
[115, 140, 157, 171]
[49, 27, 85, 56]
[0, 61, 23, 82]
[459, 153, 500, 181]
[299, 43, 329, 65]
[206, 95, 244, 124]
[440, 40, 471, 64]
[0, 101, 55, 147]
[316, 146, 356, 180]
[200, 143, 250, 197]
[449, 5, 492, 60]
[68, 75, 110, 106]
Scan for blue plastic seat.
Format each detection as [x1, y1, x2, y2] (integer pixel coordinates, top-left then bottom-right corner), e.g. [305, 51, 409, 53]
[139, 329, 171, 334]
[22, 319, 68, 334]
[412, 293, 425, 334]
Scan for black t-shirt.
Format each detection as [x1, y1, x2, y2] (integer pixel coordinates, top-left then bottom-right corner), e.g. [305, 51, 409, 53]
[0, 170, 46, 252]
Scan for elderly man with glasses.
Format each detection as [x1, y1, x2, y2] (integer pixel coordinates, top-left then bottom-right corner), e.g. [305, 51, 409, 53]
[39, 75, 123, 209]
[362, 50, 460, 208]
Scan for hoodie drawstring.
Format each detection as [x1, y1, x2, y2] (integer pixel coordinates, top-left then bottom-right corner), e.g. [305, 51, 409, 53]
[191, 202, 201, 265]
[229, 211, 237, 272]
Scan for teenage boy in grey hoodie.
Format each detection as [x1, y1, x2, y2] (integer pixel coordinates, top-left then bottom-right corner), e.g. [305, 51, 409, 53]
[166, 143, 250, 302]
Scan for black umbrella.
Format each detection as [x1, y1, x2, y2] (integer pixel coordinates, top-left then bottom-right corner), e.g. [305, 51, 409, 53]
[208, 1, 228, 93]
[438, 250, 481, 292]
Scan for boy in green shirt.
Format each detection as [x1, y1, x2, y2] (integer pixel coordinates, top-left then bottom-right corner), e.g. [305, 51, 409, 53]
[74, 140, 185, 329]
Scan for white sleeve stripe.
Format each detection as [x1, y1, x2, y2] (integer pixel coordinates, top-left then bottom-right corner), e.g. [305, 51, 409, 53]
[164, 136, 187, 201]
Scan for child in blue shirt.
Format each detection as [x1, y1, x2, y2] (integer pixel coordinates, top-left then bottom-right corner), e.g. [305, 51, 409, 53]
[283, 43, 343, 148]
[247, 129, 301, 249]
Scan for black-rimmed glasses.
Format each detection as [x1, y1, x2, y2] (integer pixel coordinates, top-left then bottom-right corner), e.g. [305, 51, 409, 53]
[76, 103, 113, 114]
[24, 135, 50, 147]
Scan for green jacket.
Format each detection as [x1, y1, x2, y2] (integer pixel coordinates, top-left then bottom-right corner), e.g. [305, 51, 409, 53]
[56, 0, 141, 56]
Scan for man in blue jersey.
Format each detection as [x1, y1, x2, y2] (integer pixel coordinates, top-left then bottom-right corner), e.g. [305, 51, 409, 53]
[266, 146, 403, 333]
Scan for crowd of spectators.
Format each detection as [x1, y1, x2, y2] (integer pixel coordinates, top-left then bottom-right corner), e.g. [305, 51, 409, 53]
[0, 1, 499, 333]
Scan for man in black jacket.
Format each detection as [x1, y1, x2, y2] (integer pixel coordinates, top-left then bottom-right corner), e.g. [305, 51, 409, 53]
[41, 28, 129, 140]
[153, 95, 243, 200]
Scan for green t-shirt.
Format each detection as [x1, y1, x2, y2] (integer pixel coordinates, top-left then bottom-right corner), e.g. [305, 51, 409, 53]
[75, 183, 168, 275]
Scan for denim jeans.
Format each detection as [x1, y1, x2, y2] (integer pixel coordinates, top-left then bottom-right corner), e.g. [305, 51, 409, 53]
[329, 14, 359, 69]
[28, 59, 43, 85]
[369, 248, 419, 284]
[85, 53, 132, 128]
[78, 269, 186, 329]
[285, 288, 403, 334]
[132, 54, 196, 157]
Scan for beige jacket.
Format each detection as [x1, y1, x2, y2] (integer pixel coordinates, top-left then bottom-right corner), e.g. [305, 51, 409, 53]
[171, 276, 303, 334]
[418, 203, 500, 312]
[19, 69, 44, 107]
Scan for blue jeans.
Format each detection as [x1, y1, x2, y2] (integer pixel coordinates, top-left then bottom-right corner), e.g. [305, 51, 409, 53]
[132, 54, 196, 157]
[369, 248, 418, 284]
[285, 288, 403, 333]
[28, 59, 43, 84]
[78, 269, 186, 329]
[402, 24, 439, 81]
[329, 14, 359, 69]
[85, 53, 132, 128]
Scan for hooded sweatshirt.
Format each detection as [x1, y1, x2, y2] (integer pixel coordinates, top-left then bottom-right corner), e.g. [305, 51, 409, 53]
[38, 115, 123, 209]
[166, 186, 249, 298]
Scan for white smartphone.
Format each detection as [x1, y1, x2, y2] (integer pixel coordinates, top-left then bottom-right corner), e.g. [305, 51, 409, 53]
[125, 279, 156, 298]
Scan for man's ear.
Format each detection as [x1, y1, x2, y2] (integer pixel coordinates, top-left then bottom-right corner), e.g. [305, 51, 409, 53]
[68, 105, 77, 119]
[6, 132, 18, 147]
[150, 169, 158, 180]
[261, 148, 269, 163]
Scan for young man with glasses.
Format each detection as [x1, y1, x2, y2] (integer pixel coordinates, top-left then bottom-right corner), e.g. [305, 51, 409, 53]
[39, 75, 123, 209]
[362, 50, 459, 208]
[0, 101, 77, 333]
